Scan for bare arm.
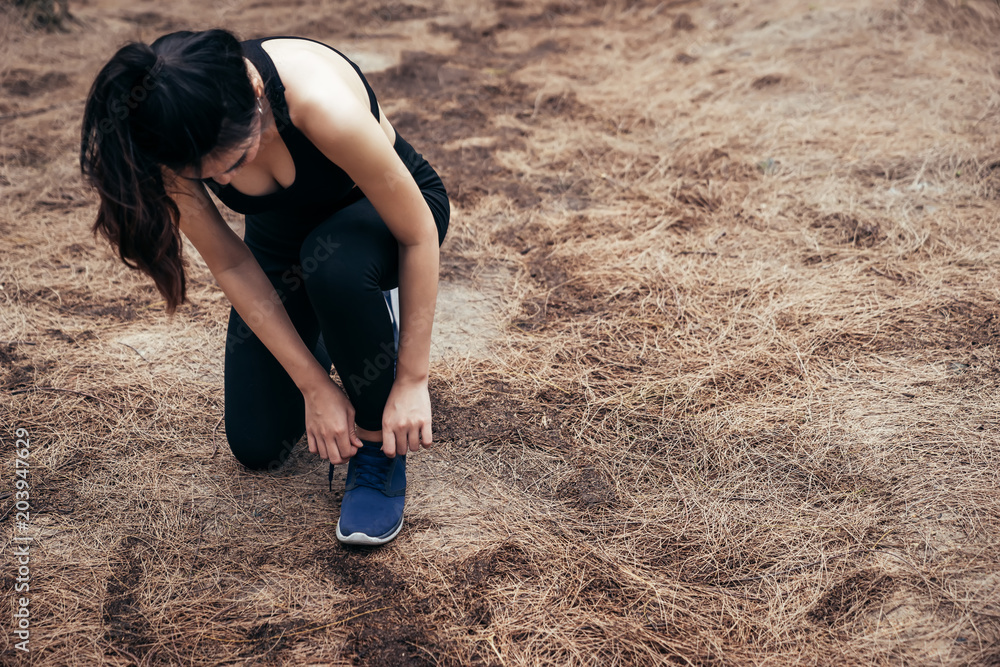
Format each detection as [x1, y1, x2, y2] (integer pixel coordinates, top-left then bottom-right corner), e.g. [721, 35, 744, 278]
[279, 46, 441, 456]
[167, 174, 362, 460]
[295, 95, 439, 387]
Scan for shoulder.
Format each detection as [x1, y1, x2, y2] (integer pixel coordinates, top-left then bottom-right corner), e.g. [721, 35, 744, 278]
[259, 38, 372, 134]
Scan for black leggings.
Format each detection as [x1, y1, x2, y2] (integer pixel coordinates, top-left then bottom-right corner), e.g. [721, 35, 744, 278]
[224, 133, 449, 471]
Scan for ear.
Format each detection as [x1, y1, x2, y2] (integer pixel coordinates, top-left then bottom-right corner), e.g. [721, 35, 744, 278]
[244, 57, 265, 98]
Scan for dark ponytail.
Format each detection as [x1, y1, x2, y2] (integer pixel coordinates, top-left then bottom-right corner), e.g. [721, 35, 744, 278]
[80, 29, 258, 314]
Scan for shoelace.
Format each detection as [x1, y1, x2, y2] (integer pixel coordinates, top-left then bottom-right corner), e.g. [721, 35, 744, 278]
[327, 451, 391, 492]
[353, 451, 391, 490]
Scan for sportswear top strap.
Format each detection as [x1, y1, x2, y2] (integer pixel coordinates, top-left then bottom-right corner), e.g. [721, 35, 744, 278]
[242, 36, 380, 124]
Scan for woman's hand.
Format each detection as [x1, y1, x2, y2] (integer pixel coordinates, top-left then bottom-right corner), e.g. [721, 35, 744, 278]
[303, 379, 363, 464]
[381, 378, 433, 458]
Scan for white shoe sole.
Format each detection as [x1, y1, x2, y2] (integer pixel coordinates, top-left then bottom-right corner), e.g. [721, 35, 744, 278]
[336, 516, 404, 545]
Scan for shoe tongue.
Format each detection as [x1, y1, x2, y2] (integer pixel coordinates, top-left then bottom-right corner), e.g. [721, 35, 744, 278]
[358, 449, 388, 465]
[354, 440, 392, 482]
[354, 448, 390, 489]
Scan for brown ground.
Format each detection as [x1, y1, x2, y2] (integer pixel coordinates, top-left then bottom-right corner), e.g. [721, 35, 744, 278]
[2, 0, 1000, 665]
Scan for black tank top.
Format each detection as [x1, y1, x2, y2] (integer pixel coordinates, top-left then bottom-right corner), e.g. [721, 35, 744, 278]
[205, 36, 380, 219]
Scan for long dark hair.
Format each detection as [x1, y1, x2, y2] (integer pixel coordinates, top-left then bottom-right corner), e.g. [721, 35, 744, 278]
[80, 29, 258, 314]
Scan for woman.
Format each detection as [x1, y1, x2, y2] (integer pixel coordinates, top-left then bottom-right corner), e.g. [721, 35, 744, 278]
[80, 29, 449, 546]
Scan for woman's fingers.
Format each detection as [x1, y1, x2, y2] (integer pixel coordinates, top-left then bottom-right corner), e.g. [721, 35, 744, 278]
[306, 397, 362, 464]
[381, 382, 433, 456]
[309, 427, 340, 464]
[402, 425, 424, 455]
[347, 407, 363, 449]
[382, 430, 397, 458]
[303, 379, 367, 464]
[379, 421, 431, 457]
[335, 432, 357, 461]
[328, 412, 360, 461]
[315, 431, 330, 461]
[419, 421, 432, 450]
[393, 426, 410, 457]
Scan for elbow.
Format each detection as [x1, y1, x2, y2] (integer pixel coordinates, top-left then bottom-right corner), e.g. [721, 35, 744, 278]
[398, 211, 440, 249]
[399, 234, 439, 253]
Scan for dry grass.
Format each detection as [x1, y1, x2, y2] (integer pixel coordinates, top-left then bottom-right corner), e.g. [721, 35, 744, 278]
[3, 0, 1000, 664]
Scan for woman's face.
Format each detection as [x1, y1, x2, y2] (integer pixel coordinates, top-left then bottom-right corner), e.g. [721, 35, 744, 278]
[174, 59, 266, 186]
[177, 107, 263, 186]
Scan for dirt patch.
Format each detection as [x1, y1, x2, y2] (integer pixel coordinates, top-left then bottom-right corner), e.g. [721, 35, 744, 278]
[556, 465, 619, 511]
[751, 73, 784, 89]
[808, 571, 896, 626]
[810, 212, 886, 248]
[314, 547, 403, 589]
[238, 619, 311, 658]
[370, 50, 454, 98]
[672, 12, 696, 31]
[0, 342, 51, 390]
[431, 383, 566, 452]
[461, 541, 538, 588]
[431, 275, 507, 362]
[1, 69, 71, 96]
[350, 2, 442, 24]
[367, 34, 599, 209]
[310, 546, 452, 666]
[814, 299, 1000, 358]
[102, 536, 154, 661]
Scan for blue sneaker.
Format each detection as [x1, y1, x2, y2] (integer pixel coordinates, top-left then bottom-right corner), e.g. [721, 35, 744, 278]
[335, 441, 406, 545]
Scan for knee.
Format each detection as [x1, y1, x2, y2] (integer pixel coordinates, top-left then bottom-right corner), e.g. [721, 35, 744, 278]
[225, 423, 297, 472]
[299, 231, 375, 298]
[300, 228, 340, 270]
[300, 230, 351, 280]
